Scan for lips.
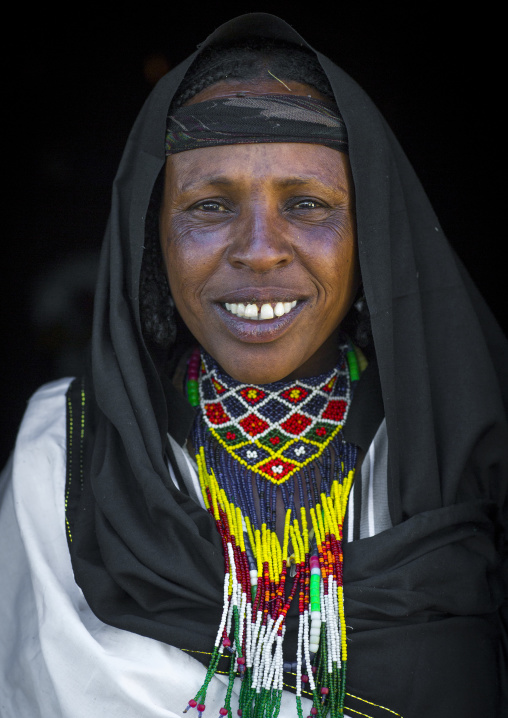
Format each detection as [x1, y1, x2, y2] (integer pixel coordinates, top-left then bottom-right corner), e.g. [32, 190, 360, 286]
[215, 295, 307, 343]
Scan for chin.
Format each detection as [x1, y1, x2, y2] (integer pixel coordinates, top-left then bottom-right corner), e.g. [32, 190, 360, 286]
[207, 346, 320, 385]
[206, 350, 292, 385]
[201, 329, 343, 385]
[216, 360, 291, 386]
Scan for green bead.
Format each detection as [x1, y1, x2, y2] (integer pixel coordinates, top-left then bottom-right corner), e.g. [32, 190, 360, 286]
[346, 349, 360, 381]
[187, 388, 199, 406]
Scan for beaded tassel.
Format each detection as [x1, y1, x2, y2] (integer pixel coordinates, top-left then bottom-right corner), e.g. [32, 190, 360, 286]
[184, 341, 359, 718]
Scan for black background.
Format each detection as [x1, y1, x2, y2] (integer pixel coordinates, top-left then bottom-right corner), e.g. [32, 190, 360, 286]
[2, 5, 503, 466]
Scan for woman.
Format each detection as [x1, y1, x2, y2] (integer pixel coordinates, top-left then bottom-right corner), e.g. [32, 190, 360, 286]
[1, 12, 507, 718]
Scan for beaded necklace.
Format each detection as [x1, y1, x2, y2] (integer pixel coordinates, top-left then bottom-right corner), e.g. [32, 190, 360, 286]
[183, 339, 360, 718]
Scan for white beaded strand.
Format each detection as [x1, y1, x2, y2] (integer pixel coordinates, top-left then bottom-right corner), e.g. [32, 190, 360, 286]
[303, 610, 316, 692]
[325, 575, 338, 670]
[261, 615, 284, 690]
[278, 626, 286, 691]
[296, 612, 304, 697]
[266, 632, 284, 694]
[215, 572, 231, 649]
[321, 577, 334, 674]
[245, 601, 254, 668]
[224, 543, 239, 640]
[251, 621, 268, 692]
[332, 576, 342, 669]
[249, 610, 263, 669]
[259, 615, 275, 690]
[237, 591, 247, 652]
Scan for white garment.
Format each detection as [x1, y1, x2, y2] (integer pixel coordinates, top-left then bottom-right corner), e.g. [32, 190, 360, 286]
[0, 380, 322, 718]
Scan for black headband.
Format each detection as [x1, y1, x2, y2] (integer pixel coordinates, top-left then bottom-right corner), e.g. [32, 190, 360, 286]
[165, 93, 348, 155]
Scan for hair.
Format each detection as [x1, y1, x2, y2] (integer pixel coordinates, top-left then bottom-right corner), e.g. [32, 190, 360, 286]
[169, 38, 336, 109]
[139, 38, 372, 355]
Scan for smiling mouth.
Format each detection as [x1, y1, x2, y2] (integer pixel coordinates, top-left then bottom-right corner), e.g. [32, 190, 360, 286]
[223, 300, 298, 320]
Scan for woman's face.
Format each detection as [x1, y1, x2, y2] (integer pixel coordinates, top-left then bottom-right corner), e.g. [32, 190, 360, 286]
[160, 80, 359, 384]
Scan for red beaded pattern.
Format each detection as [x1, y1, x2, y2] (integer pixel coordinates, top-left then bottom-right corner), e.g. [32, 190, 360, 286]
[198, 353, 351, 484]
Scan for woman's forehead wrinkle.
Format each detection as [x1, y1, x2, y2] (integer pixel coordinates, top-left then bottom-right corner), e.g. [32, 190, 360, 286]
[169, 148, 350, 196]
[178, 174, 346, 193]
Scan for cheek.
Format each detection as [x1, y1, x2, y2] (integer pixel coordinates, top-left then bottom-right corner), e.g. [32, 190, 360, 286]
[333, 239, 360, 299]
[163, 231, 223, 326]
[300, 226, 358, 298]
[328, 215, 357, 276]
[165, 242, 200, 309]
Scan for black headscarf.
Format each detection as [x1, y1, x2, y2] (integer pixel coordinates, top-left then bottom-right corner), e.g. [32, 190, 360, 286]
[66, 13, 508, 717]
[164, 93, 349, 154]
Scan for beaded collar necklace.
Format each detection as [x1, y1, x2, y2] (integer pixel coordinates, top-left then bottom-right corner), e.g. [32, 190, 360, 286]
[184, 339, 360, 718]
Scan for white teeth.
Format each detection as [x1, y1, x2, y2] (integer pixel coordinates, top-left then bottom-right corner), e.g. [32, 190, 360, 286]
[244, 303, 259, 319]
[224, 300, 299, 319]
[259, 303, 274, 320]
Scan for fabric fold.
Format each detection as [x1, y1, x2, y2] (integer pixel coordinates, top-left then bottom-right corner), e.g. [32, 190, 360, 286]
[344, 500, 504, 625]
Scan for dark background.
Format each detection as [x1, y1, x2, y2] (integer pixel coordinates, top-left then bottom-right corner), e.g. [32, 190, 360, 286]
[2, 5, 503, 467]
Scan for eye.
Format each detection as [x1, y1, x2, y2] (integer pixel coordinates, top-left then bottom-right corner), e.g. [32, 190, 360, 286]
[289, 197, 327, 211]
[191, 199, 229, 212]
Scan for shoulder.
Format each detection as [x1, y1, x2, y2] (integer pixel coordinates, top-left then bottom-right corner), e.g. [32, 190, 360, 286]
[3, 377, 74, 542]
[16, 377, 74, 446]
[7, 378, 73, 476]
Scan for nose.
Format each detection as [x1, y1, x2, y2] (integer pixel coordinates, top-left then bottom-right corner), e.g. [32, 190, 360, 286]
[227, 206, 294, 273]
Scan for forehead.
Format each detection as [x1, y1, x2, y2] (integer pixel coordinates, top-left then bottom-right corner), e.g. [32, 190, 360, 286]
[166, 78, 349, 194]
[165, 142, 352, 195]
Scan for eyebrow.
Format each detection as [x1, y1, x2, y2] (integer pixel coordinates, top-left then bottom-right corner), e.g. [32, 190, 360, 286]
[180, 175, 234, 192]
[180, 175, 345, 193]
